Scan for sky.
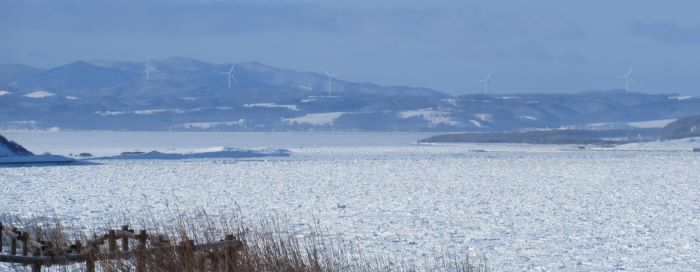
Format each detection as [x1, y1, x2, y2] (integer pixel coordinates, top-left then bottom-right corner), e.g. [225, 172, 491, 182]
[2, 0, 700, 95]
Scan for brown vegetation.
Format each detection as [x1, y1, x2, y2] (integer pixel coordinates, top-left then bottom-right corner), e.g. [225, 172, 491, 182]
[1, 210, 490, 272]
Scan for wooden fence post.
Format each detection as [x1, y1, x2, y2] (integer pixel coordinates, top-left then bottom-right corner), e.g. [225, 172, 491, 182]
[74, 240, 83, 253]
[209, 249, 219, 272]
[224, 234, 236, 272]
[136, 230, 147, 272]
[86, 259, 95, 272]
[21, 231, 29, 256]
[10, 227, 17, 255]
[31, 247, 41, 272]
[86, 234, 99, 272]
[178, 239, 195, 272]
[121, 225, 130, 252]
[108, 229, 117, 253]
[0, 222, 3, 254]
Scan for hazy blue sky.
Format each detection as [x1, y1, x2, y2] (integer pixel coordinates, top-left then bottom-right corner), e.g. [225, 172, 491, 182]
[2, 0, 700, 95]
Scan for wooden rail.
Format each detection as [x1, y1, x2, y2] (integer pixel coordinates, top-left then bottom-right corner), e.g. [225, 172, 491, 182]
[0, 222, 243, 272]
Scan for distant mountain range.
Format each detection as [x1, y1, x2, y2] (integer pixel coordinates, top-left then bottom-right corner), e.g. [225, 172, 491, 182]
[1, 57, 700, 132]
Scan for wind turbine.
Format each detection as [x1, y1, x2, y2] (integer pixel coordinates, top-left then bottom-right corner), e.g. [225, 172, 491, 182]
[321, 67, 340, 97]
[617, 65, 635, 94]
[222, 64, 238, 88]
[475, 72, 492, 94]
[143, 59, 157, 80]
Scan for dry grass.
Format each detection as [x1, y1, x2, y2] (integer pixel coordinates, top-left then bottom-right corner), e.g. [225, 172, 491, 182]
[1, 209, 490, 272]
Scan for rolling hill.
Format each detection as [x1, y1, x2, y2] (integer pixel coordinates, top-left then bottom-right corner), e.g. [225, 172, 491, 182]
[1, 57, 700, 132]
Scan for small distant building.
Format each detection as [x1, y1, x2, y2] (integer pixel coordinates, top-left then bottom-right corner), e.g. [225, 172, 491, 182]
[693, 148, 700, 153]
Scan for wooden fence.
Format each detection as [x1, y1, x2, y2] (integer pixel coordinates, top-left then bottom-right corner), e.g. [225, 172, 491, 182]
[0, 222, 243, 272]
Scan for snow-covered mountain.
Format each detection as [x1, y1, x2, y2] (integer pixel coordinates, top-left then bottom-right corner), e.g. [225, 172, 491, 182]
[0, 133, 33, 157]
[0, 133, 76, 165]
[2, 58, 700, 132]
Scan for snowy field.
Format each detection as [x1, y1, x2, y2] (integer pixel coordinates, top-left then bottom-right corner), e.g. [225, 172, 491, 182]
[1, 132, 699, 271]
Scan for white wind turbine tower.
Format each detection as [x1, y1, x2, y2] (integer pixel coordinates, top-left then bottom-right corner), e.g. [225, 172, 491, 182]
[321, 67, 340, 97]
[143, 59, 157, 80]
[222, 64, 238, 88]
[475, 72, 492, 94]
[617, 65, 635, 94]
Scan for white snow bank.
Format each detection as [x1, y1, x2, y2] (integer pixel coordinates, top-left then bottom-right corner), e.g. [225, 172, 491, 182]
[398, 109, 459, 127]
[627, 119, 677, 129]
[66, 96, 79, 100]
[283, 112, 345, 126]
[0, 90, 10, 96]
[24, 91, 55, 98]
[244, 103, 299, 111]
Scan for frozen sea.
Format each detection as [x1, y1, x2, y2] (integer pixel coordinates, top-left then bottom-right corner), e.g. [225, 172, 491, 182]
[1, 131, 699, 271]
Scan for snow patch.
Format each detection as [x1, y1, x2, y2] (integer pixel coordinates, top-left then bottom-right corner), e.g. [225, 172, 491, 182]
[497, 96, 520, 100]
[469, 120, 483, 128]
[668, 96, 693, 101]
[283, 112, 345, 126]
[96, 109, 187, 116]
[0, 90, 10, 96]
[66, 96, 79, 100]
[244, 103, 299, 111]
[441, 98, 458, 106]
[564, 122, 631, 130]
[24, 91, 55, 98]
[95, 111, 124, 116]
[519, 115, 538, 121]
[473, 113, 493, 122]
[133, 109, 186, 115]
[298, 85, 313, 92]
[627, 119, 677, 129]
[398, 109, 460, 127]
[175, 120, 246, 130]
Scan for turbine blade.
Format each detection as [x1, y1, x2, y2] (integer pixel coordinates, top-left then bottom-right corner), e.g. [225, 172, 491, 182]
[320, 66, 329, 75]
[628, 65, 634, 75]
